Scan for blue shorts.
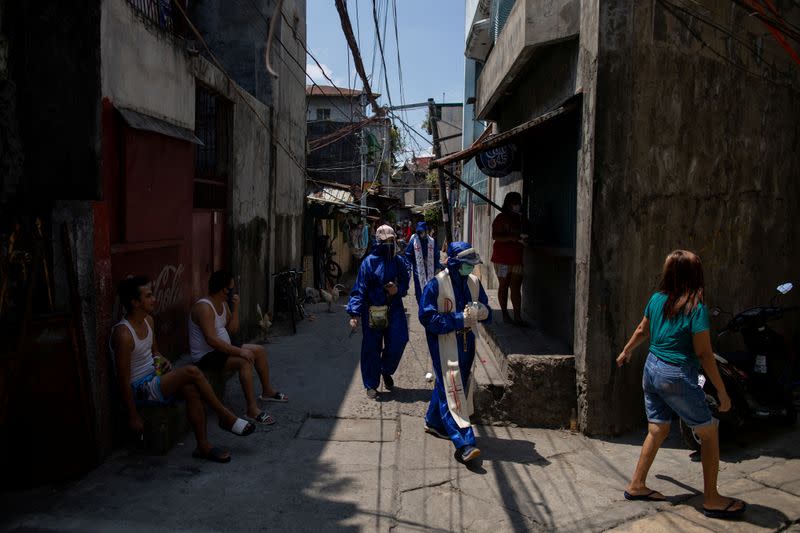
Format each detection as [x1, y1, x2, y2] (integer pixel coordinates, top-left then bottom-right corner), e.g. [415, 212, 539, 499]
[643, 353, 714, 428]
[131, 372, 174, 406]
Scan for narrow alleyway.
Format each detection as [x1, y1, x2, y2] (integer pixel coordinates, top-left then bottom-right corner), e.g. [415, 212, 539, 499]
[1, 291, 799, 532]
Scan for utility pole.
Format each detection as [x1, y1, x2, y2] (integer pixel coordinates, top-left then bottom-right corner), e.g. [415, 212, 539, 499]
[428, 98, 452, 243]
[360, 92, 368, 211]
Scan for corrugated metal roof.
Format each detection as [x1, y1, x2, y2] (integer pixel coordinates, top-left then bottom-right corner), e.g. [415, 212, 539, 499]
[117, 107, 204, 145]
[307, 187, 354, 205]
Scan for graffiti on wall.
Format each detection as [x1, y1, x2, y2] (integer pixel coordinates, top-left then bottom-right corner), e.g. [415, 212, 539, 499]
[152, 263, 184, 314]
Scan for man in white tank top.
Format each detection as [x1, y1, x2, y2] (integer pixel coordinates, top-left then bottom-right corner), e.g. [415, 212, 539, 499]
[111, 276, 255, 463]
[189, 271, 288, 426]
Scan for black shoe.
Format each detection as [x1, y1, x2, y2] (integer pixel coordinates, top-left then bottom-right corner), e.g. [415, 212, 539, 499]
[382, 374, 394, 391]
[455, 445, 481, 464]
[366, 388, 379, 400]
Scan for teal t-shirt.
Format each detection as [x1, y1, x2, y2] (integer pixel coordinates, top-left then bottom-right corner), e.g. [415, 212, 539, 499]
[645, 292, 710, 367]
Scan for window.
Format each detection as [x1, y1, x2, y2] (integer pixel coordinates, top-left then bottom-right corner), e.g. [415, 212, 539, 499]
[316, 108, 331, 121]
[194, 84, 232, 209]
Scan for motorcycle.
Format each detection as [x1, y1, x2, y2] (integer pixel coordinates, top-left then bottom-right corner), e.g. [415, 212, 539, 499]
[680, 282, 799, 451]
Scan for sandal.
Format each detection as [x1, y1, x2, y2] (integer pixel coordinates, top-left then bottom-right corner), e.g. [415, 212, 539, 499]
[220, 417, 255, 436]
[192, 446, 231, 463]
[702, 499, 746, 519]
[248, 411, 276, 425]
[624, 490, 666, 502]
[259, 391, 289, 403]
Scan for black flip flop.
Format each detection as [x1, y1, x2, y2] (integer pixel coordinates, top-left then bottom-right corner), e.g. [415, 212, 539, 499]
[702, 500, 746, 519]
[248, 411, 276, 425]
[193, 446, 231, 463]
[624, 490, 667, 502]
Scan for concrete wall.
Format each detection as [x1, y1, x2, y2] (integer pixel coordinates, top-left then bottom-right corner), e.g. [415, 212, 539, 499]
[580, 0, 800, 434]
[193, 58, 272, 341]
[102, 0, 194, 128]
[189, 0, 307, 314]
[477, 0, 580, 119]
[270, 0, 306, 277]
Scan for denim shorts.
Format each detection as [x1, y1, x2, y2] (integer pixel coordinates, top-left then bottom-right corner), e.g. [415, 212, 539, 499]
[131, 372, 173, 406]
[642, 353, 714, 428]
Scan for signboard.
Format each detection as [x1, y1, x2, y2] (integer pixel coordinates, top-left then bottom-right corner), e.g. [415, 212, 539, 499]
[476, 144, 516, 177]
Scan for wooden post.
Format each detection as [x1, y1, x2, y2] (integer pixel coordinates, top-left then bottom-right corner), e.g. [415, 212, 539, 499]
[428, 98, 453, 244]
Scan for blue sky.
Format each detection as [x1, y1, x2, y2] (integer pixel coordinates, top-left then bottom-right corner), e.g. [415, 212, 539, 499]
[306, 0, 466, 157]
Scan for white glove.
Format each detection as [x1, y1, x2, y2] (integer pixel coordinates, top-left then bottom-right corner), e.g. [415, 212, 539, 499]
[469, 301, 490, 321]
[462, 303, 479, 328]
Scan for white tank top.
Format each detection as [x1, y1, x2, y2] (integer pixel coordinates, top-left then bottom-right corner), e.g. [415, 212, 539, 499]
[189, 298, 231, 361]
[110, 318, 154, 384]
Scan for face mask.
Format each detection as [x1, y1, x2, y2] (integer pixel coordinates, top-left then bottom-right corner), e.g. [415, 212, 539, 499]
[377, 242, 394, 255]
[511, 204, 522, 214]
[417, 231, 427, 238]
[459, 264, 475, 276]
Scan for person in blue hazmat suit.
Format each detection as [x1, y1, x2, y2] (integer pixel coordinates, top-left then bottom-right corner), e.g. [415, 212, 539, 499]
[419, 242, 491, 464]
[347, 225, 411, 400]
[404, 221, 437, 303]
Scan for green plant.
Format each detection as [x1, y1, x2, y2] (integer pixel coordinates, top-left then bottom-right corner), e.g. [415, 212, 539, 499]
[424, 205, 442, 227]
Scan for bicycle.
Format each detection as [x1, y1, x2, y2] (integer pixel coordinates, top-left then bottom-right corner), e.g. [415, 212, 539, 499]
[319, 237, 342, 288]
[272, 268, 305, 334]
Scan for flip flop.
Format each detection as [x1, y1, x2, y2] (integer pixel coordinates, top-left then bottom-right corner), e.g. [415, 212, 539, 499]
[219, 417, 255, 436]
[702, 500, 746, 519]
[192, 446, 231, 463]
[624, 490, 667, 502]
[248, 411, 276, 425]
[259, 391, 289, 403]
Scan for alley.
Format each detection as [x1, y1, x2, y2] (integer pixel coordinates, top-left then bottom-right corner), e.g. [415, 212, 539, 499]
[2, 292, 799, 533]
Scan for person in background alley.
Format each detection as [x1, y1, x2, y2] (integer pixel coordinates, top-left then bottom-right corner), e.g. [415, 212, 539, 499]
[403, 220, 413, 243]
[419, 242, 491, 464]
[347, 225, 411, 400]
[491, 191, 527, 326]
[111, 276, 254, 464]
[405, 221, 437, 304]
[189, 271, 288, 426]
[617, 250, 746, 519]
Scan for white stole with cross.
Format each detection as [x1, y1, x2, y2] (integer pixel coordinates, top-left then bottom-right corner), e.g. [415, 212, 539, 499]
[411, 234, 435, 290]
[435, 269, 480, 429]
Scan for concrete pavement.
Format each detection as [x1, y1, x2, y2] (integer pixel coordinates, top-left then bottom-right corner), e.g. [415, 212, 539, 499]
[1, 291, 799, 532]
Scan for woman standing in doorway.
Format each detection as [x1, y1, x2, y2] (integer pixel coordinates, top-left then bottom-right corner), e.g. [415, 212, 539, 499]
[617, 250, 746, 519]
[491, 191, 526, 325]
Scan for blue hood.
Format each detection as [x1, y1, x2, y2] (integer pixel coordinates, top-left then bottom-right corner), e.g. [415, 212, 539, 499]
[446, 241, 482, 270]
[415, 221, 427, 233]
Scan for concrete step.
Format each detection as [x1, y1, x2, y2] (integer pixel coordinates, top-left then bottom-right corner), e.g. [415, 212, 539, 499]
[473, 311, 577, 428]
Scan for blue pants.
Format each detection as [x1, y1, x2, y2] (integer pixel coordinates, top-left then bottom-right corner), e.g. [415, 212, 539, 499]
[360, 309, 409, 389]
[425, 333, 476, 450]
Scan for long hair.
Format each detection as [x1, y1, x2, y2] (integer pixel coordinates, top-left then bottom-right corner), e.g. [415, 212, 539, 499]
[657, 250, 705, 319]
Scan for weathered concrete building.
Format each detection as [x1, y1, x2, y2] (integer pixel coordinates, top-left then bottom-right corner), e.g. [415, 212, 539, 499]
[189, 0, 307, 319]
[460, 0, 800, 434]
[0, 0, 306, 486]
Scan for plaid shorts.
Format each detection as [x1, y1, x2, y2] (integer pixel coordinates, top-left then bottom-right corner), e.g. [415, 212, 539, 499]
[493, 263, 523, 279]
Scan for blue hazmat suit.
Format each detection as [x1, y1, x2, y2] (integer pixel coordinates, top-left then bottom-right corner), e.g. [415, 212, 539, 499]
[419, 242, 491, 450]
[347, 241, 411, 390]
[404, 222, 437, 303]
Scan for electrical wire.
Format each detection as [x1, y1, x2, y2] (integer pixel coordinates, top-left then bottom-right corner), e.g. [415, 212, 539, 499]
[657, 0, 800, 91]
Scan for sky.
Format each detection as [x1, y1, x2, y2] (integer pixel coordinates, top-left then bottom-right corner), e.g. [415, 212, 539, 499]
[306, 0, 466, 159]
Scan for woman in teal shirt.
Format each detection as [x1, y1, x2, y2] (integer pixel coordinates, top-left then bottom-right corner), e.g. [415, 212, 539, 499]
[617, 250, 746, 519]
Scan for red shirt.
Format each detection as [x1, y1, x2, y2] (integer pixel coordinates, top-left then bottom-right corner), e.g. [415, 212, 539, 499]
[491, 213, 523, 265]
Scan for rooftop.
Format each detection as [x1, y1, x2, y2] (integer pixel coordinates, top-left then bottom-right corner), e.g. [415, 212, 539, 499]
[306, 85, 380, 99]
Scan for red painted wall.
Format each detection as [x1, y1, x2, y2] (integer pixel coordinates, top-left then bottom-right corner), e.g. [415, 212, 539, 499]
[97, 99, 194, 362]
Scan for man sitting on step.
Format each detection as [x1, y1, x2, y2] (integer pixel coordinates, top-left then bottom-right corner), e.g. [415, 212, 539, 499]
[189, 270, 288, 426]
[111, 276, 254, 464]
